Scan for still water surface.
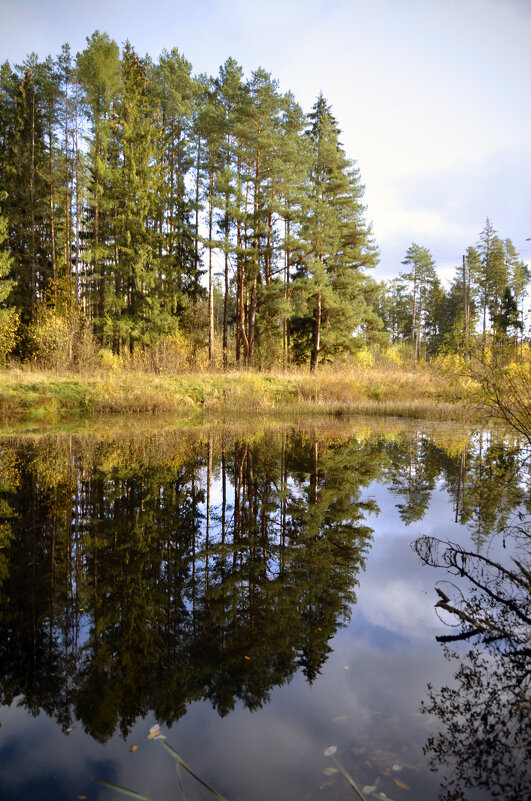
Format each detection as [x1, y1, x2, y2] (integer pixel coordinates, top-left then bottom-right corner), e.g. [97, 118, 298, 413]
[0, 418, 529, 801]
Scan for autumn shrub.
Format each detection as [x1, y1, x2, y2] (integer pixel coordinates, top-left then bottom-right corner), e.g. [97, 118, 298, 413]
[0, 308, 19, 366]
[29, 308, 71, 371]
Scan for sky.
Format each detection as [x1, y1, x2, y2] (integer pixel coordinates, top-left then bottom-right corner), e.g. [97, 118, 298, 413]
[1, 0, 530, 284]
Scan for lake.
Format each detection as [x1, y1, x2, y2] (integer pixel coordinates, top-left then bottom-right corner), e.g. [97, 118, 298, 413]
[0, 417, 529, 801]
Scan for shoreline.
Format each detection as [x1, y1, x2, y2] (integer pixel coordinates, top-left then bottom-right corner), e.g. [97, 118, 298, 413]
[0, 366, 466, 425]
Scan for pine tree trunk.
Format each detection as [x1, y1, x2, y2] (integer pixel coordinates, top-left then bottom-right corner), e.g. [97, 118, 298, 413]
[208, 166, 214, 365]
[248, 275, 257, 364]
[223, 247, 229, 368]
[310, 286, 322, 371]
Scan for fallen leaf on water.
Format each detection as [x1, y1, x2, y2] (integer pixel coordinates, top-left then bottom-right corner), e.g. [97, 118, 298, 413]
[366, 760, 373, 768]
[363, 785, 377, 794]
[130, 745, 138, 752]
[244, 656, 251, 661]
[394, 778, 411, 790]
[148, 724, 166, 740]
[370, 793, 396, 801]
[392, 764, 402, 771]
[324, 745, 337, 757]
[78, 796, 87, 800]
[323, 767, 339, 776]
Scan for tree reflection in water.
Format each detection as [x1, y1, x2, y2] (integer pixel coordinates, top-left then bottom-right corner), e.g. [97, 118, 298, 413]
[414, 531, 531, 801]
[0, 428, 380, 742]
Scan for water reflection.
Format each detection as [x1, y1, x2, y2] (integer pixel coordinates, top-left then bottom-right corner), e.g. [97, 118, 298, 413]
[414, 532, 531, 801]
[0, 427, 383, 742]
[0, 422, 529, 779]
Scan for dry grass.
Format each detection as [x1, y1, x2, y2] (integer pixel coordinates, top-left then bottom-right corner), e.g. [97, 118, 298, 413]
[0, 363, 465, 425]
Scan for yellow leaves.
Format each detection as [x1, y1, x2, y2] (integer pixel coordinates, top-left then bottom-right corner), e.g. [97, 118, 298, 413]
[393, 778, 411, 790]
[130, 744, 138, 752]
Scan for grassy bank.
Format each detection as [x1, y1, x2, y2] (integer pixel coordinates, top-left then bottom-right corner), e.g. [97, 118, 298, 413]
[0, 365, 463, 424]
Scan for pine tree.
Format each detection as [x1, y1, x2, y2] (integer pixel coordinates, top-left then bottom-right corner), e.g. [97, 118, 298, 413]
[400, 243, 437, 360]
[295, 95, 377, 370]
[213, 58, 244, 367]
[76, 31, 121, 336]
[476, 219, 507, 339]
[6, 57, 51, 347]
[153, 48, 198, 316]
[111, 42, 164, 353]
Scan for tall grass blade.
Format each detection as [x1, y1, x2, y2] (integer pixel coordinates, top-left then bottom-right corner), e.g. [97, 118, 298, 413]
[174, 760, 188, 801]
[332, 756, 368, 801]
[95, 779, 157, 801]
[160, 741, 229, 801]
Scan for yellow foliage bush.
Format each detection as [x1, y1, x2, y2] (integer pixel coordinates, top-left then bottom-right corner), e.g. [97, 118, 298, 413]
[0, 308, 19, 366]
[98, 348, 124, 371]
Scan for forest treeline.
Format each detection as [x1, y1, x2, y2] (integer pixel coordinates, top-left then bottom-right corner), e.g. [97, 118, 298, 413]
[0, 32, 529, 371]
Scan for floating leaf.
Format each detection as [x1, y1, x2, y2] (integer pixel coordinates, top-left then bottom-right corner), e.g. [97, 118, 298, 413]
[370, 793, 396, 801]
[362, 786, 377, 794]
[130, 745, 138, 752]
[244, 656, 251, 661]
[147, 724, 165, 740]
[323, 767, 339, 776]
[392, 764, 402, 772]
[393, 778, 411, 790]
[324, 746, 337, 757]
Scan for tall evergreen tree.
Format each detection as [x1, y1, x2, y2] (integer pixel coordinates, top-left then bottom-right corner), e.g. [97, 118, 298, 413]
[400, 243, 437, 360]
[110, 42, 164, 353]
[153, 48, 198, 315]
[76, 31, 121, 335]
[6, 57, 51, 346]
[294, 94, 377, 370]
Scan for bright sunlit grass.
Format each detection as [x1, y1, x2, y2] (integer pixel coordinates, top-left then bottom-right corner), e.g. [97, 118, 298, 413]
[0, 363, 462, 424]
